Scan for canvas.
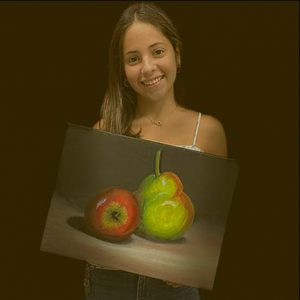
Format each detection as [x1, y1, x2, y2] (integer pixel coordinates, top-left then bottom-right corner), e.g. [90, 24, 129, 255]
[41, 123, 239, 290]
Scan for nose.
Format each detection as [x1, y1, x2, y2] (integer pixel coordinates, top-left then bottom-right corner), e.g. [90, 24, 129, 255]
[141, 56, 156, 77]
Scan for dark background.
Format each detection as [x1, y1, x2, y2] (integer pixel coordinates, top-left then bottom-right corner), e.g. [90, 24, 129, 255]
[1, 1, 298, 300]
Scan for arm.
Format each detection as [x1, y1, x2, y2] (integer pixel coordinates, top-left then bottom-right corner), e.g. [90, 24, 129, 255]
[92, 119, 104, 130]
[196, 114, 228, 158]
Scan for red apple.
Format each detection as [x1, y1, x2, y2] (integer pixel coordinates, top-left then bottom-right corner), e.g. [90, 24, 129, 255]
[84, 187, 139, 242]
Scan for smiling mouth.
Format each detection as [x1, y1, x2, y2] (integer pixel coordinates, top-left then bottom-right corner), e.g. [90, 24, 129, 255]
[141, 75, 164, 87]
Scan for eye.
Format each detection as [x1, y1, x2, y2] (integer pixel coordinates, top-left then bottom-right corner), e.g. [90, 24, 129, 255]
[153, 48, 165, 57]
[127, 55, 140, 65]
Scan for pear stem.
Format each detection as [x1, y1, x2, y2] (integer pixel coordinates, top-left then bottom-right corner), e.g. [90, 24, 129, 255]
[155, 150, 162, 178]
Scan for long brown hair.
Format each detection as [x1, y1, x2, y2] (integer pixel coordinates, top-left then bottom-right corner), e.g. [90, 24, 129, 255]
[100, 2, 183, 136]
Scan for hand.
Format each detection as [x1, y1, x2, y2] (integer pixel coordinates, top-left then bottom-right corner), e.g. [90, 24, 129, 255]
[164, 280, 182, 288]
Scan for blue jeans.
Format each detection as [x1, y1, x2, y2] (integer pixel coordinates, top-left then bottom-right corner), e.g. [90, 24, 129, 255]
[84, 264, 201, 300]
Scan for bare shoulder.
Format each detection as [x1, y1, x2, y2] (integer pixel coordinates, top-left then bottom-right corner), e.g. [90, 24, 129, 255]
[197, 114, 228, 158]
[92, 119, 105, 130]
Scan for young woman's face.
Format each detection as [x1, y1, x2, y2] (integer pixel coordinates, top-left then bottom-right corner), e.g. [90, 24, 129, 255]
[123, 21, 179, 103]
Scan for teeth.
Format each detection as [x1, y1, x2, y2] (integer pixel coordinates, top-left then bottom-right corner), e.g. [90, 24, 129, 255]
[142, 76, 163, 86]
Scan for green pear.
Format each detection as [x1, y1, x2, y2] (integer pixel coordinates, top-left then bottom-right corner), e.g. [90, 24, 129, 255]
[136, 150, 195, 241]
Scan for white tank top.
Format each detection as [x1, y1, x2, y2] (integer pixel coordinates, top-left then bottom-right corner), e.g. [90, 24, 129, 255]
[175, 112, 202, 152]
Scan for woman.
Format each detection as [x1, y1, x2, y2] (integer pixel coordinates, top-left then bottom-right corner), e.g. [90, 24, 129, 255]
[87, 2, 227, 299]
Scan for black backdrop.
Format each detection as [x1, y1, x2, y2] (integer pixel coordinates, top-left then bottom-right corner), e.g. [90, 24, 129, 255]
[1, 1, 298, 300]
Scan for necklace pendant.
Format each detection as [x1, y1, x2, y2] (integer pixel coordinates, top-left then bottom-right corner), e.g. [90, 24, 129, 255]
[152, 120, 162, 126]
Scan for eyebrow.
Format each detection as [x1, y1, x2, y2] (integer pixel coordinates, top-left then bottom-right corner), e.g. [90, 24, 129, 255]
[125, 42, 165, 55]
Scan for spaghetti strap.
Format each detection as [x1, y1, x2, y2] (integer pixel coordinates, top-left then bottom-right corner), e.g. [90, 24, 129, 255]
[192, 112, 202, 146]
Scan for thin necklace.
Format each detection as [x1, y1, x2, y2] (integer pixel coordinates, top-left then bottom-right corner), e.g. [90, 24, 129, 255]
[149, 119, 162, 127]
[146, 104, 178, 127]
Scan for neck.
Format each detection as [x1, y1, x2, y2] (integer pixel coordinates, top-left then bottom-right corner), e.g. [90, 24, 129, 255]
[135, 93, 178, 122]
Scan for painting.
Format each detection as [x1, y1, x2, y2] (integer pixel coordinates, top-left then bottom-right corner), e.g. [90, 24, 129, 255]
[41, 123, 239, 290]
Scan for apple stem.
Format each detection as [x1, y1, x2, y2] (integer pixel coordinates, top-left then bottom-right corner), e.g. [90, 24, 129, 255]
[155, 150, 162, 177]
